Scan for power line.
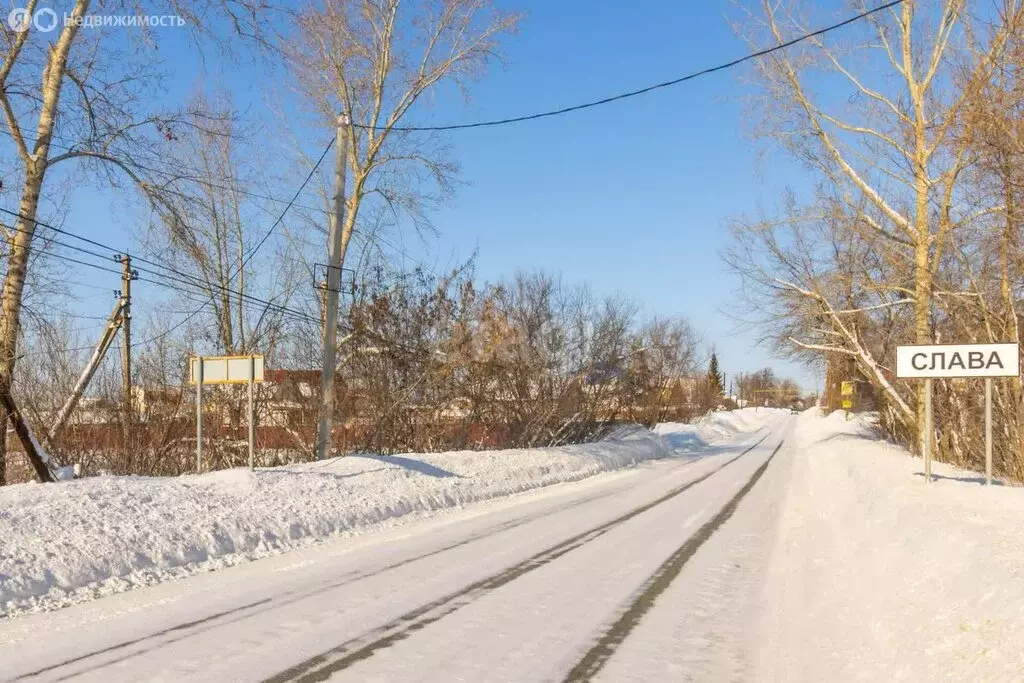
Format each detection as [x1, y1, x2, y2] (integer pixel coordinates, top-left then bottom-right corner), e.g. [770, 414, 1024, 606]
[1, 217, 123, 267]
[241, 140, 335, 272]
[151, 280, 319, 327]
[64, 280, 121, 293]
[2, 215, 327, 360]
[2, 0, 903, 352]
[0, 0, 899, 279]
[3, 214, 301, 325]
[14, 276, 322, 359]
[353, 0, 905, 132]
[2, 207, 213, 287]
[2, 203, 342, 333]
[59, 312, 116, 321]
[134, 269, 321, 327]
[0, 0, 903, 270]
[0, 1, 901, 143]
[131, 137, 336, 348]
[0, 234, 123, 277]
[0, 133, 334, 347]
[2, 207, 313, 322]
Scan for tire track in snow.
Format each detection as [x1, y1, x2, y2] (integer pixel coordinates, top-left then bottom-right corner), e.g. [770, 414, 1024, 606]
[261, 434, 774, 683]
[9, 470, 646, 683]
[10, 439, 730, 683]
[561, 440, 784, 682]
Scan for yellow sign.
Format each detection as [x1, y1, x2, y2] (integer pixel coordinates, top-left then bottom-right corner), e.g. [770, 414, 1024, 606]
[841, 399, 853, 409]
[841, 381, 854, 396]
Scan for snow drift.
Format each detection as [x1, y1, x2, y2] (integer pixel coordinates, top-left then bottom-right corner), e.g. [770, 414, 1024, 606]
[757, 409, 1024, 681]
[654, 407, 776, 451]
[0, 409, 778, 616]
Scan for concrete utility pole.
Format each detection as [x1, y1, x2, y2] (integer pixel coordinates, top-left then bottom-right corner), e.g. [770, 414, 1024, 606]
[119, 255, 135, 437]
[315, 114, 350, 461]
[318, 281, 329, 348]
[46, 298, 126, 445]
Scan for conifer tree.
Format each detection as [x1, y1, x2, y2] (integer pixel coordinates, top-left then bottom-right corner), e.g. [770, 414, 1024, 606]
[707, 352, 725, 397]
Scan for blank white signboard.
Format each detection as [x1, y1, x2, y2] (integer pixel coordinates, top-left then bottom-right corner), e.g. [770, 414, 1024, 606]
[189, 355, 265, 384]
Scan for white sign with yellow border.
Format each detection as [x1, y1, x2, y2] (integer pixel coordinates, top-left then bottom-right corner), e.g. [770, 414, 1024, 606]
[189, 355, 264, 385]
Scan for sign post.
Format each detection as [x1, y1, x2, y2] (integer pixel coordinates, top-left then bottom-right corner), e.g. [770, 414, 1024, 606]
[896, 343, 1019, 485]
[248, 355, 256, 470]
[190, 354, 266, 472]
[985, 377, 993, 486]
[196, 359, 203, 473]
[840, 380, 854, 417]
[924, 377, 933, 482]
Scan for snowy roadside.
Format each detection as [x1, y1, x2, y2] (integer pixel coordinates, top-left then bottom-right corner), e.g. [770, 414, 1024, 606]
[654, 407, 778, 451]
[0, 409, 779, 617]
[757, 409, 1024, 682]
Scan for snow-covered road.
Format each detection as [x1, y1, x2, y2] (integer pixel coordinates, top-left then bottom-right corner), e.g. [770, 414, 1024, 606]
[0, 417, 793, 682]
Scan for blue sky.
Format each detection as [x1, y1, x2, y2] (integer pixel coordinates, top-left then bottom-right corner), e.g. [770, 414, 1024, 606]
[414, 0, 818, 389]
[42, 0, 822, 391]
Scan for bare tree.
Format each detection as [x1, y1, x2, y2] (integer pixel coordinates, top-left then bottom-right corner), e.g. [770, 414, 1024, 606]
[0, 0, 268, 482]
[629, 317, 701, 423]
[281, 0, 518, 451]
[146, 92, 300, 358]
[730, 0, 1022, 454]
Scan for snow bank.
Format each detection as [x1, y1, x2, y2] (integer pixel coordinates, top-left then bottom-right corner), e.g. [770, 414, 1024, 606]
[0, 413, 774, 616]
[758, 409, 1024, 681]
[654, 407, 787, 452]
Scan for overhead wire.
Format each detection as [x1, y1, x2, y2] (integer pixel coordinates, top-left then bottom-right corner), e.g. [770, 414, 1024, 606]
[2, 210, 328, 358]
[0, 136, 335, 345]
[0, 211, 331, 332]
[0, 0, 904, 354]
[129, 137, 337, 348]
[0, 233, 123, 277]
[121, 0, 912, 349]
[354, 0, 905, 131]
[1, 219, 124, 267]
[0, 0, 904, 208]
[2, 208, 315, 323]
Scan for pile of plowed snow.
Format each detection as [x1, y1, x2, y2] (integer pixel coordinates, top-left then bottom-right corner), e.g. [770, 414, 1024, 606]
[0, 410, 781, 616]
[654, 407, 783, 451]
[756, 408, 1024, 681]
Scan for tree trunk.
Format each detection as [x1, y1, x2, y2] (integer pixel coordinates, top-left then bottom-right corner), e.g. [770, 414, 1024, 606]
[914, 235, 932, 456]
[0, 165, 47, 483]
[0, 0, 89, 484]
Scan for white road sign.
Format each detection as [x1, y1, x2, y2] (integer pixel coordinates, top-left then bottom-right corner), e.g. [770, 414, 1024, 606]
[189, 355, 265, 384]
[896, 343, 1019, 379]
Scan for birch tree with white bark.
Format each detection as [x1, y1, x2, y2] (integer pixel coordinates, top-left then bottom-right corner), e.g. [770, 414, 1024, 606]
[0, 0, 267, 483]
[283, 0, 519, 348]
[728, 0, 1022, 458]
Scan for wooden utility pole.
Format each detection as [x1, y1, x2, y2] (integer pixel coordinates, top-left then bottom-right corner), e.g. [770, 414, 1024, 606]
[119, 255, 135, 438]
[315, 114, 350, 461]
